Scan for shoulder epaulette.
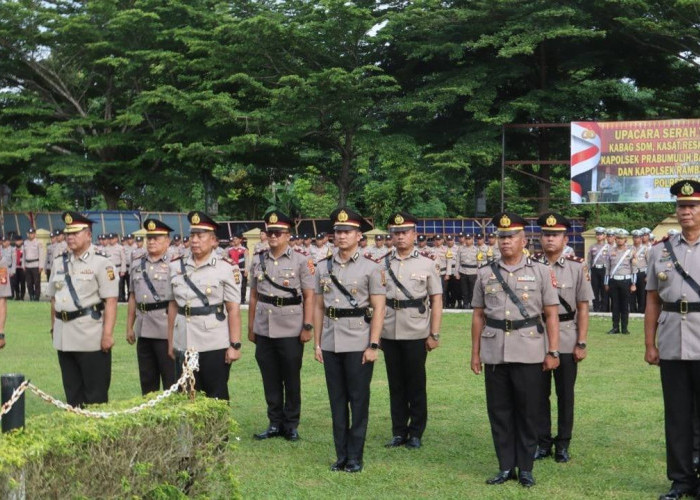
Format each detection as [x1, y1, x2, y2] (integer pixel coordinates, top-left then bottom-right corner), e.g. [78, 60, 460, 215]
[653, 236, 669, 246]
[222, 256, 235, 265]
[170, 256, 182, 263]
[95, 250, 108, 258]
[565, 254, 585, 264]
[477, 261, 490, 269]
[364, 253, 381, 264]
[319, 254, 332, 263]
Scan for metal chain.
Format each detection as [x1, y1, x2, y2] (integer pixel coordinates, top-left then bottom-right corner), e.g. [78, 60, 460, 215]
[0, 350, 199, 420]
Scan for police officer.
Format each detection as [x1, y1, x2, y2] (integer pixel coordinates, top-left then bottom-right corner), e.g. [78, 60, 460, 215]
[417, 234, 433, 259]
[605, 229, 636, 334]
[313, 207, 386, 473]
[456, 233, 479, 309]
[45, 230, 56, 283]
[475, 233, 489, 266]
[132, 236, 146, 261]
[631, 229, 649, 313]
[487, 232, 501, 262]
[23, 227, 44, 301]
[12, 234, 25, 300]
[249, 211, 315, 442]
[587, 227, 608, 312]
[103, 233, 126, 302]
[533, 213, 593, 463]
[0, 234, 11, 349]
[310, 233, 328, 264]
[167, 211, 242, 400]
[253, 230, 269, 255]
[368, 234, 387, 259]
[381, 212, 442, 449]
[432, 235, 449, 296]
[122, 233, 135, 302]
[645, 180, 700, 500]
[471, 211, 560, 488]
[444, 235, 459, 308]
[126, 219, 176, 395]
[48, 212, 119, 407]
[227, 234, 249, 305]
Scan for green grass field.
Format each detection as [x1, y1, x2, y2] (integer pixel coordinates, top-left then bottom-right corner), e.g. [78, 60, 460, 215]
[1, 302, 666, 499]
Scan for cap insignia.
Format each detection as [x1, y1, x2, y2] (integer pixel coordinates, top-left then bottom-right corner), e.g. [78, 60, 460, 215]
[681, 182, 694, 196]
[499, 214, 511, 228]
[191, 213, 201, 224]
[394, 214, 404, 225]
[147, 221, 156, 231]
[546, 215, 557, 227]
[64, 214, 73, 224]
[269, 213, 278, 224]
[338, 210, 349, 222]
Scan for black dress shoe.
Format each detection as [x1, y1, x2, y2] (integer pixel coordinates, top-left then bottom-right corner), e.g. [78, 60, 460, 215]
[555, 448, 570, 463]
[385, 435, 407, 447]
[621, 330, 631, 335]
[253, 426, 281, 440]
[518, 470, 535, 487]
[405, 437, 421, 449]
[607, 328, 620, 334]
[344, 460, 363, 473]
[330, 459, 347, 471]
[534, 446, 552, 460]
[485, 469, 516, 485]
[285, 429, 300, 441]
[658, 488, 694, 499]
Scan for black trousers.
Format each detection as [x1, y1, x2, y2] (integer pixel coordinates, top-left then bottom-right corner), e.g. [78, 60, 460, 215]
[538, 353, 578, 450]
[590, 267, 606, 312]
[119, 271, 129, 302]
[45, 270, 51, 283]
[255, 335, 304, 431]
[240, 269, 247, 304]
[194, 348, 232, 400]
[322, 350, 374, 462]
[382, 338, 428, 439]
[57, 350, 111, 407]
[459, 273, 477, 308]
[11, 268, 25, 299]
[609, 278, 631, 331]
[25, 267, 40, 300]
[137, 337, 176, 395]
[484, 363, 542, 472]
[631, 271, 646, 313]
[448, 277, 461, 307]
[659, 360, 700, 492]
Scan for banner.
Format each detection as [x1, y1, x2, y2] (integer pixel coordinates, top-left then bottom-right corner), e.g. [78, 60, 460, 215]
[570, 119, 700, 203]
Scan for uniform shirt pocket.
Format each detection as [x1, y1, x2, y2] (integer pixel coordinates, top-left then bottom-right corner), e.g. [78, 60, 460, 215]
[410, 275, 427, 295]
[484, 283, 503, 307]
[481, 329, 497, 339]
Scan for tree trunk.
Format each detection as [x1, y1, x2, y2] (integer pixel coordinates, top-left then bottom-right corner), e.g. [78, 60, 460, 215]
[336, 131, 354, 207]
[537, 128, 551, 213]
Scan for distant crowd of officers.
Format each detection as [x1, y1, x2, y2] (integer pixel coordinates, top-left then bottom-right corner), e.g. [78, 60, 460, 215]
[1, 179, 698, 500]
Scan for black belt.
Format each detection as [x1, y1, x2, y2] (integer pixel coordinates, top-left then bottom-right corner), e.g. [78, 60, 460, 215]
[461, 264, 477, 268]
[55, 302, 105, 322]
[25, 258, 39, 263]
[178, 303, 225, 317]
[662, 301, 700, 313]
[136, 301, 169, 313]
[387, 297, 426, 310]
[325, 306, 368, 319]
[440, 268, 446, 272]
[258, 293, 302, 307]
[555, 312, 576, 322]
[485, 316, 543, 332]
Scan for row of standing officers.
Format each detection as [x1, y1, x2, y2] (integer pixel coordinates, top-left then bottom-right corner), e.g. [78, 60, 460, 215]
[23, 180, 697, 498]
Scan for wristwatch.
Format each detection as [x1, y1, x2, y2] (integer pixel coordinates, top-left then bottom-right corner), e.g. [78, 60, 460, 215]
[303, 323, 314, 331]
[546, 350, 560, 358]
[0, 333, 5, 340]
[230, 342, 242, 350]
[576, 342, 587, 349]
[429, 333, 440, 341]
[370, 342, 380, 350]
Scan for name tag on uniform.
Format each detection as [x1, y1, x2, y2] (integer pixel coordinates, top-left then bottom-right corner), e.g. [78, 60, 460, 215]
[80, 269, 94, 275]
[517, 276, 536, 282]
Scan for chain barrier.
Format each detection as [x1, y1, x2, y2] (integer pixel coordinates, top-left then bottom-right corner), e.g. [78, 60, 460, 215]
[0, 350, 199, 420]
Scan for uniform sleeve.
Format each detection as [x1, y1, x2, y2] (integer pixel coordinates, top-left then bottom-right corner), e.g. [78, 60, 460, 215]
[46, 259, 59, 298]
[539, 265, 560, 306]
[426, 259, 442, 295]
[222, 263, 242, 303]
[96, 258, 120, 299]
[315, 266, 324, 294]
[129, 259, 139, 292]
[298, 254, 315, 291]
[575, 263, 594, 302]
[368, 263, 386, 295]
[646, 246, 659, 291]
[471, 272, 485, 308]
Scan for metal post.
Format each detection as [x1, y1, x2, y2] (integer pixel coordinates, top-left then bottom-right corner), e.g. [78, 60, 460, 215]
[1, 374, 25, 432]
[501, 124, 506, 212]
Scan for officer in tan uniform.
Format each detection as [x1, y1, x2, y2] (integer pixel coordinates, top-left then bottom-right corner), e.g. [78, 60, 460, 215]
[0, 235, 11, 349]
[587, 227, 608, 312]
[48, 212, 119, 407]
[132, 236, 146, 261]
[533, 213, 593, 464]
[368, 234, 387, 259]
[456, 233, 479, 309]
[471, 211, 560, 488]
[646, 180, 700, 500]
[167, 211, 242, 400]
[313, 207, 386, 473]
[475, 233, 489, 265]
[417, 234, 433, 259]
[126, 219, 176, 395]
[22, 227, 44, 301]
[604, 229, 636, 334]
[249, 211, 315, 442]
[253, 231, 269, 255]
[631, 229, 649, 313]
[432, 235, 449, 295]
[444, 235, 459, 308]
[381, 212, 442, 450]
[487, 232, 501, 262]
[103, 233, 126, 302]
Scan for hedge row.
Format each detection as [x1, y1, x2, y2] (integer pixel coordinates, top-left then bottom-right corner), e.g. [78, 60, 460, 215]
[0, 395, 239, 499]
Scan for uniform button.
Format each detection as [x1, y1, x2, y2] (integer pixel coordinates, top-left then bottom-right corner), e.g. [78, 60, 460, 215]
[530, 332, 534, 336]
[506, 332, 510, 336]
[505, 310, 510, 316]
[335, 299, 340, 303]
[274, 261, 278, 266]
[509, 272, 513, 277]
[683, 294, 687, 298]
[399, 275, 402, 278]
[400, 262, 404, 266]
[524, 286, 528, 290]
[341, 264, 346, 268]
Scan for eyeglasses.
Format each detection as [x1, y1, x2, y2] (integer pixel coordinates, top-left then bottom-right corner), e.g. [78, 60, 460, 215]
[267, 230, 288, 238]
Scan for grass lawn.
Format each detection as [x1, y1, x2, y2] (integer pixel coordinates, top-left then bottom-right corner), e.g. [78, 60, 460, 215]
[1, 301, 666, 499]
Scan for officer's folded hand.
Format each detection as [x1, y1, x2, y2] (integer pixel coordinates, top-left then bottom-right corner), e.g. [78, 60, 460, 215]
[425, 336, 439, 352]
[225, 346, 241, 364]
[167, 345, 175, 360]
[299, 329, 312, 344]
[471, 353, 481, 375]
[645, 345, 660, 366]
[101, 335, 114, 353]
[630, 284, 637, 292]
[248, 330, 256, 343]
[314, 346, 323, 364]
[126, 329, 136, 345]
[543, 356, 559, 371]
[362, 348, 378, 364]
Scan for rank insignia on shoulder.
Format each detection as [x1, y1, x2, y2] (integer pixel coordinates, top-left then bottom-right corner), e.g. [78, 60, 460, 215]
[565, 254, 584, 264]
[307, 258, 315, 276]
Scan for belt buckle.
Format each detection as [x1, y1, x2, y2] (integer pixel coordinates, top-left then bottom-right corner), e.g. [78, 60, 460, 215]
[61, 311, 68, 322]
[680, 300, 689, 314]
[328, 306, 337, 320]
[504, 319, 512, 333]
[185, 304, 191, 317]
[275, 296, 283, 307]
[139, 302, 146, 313]
[392, 299, 401, 309]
